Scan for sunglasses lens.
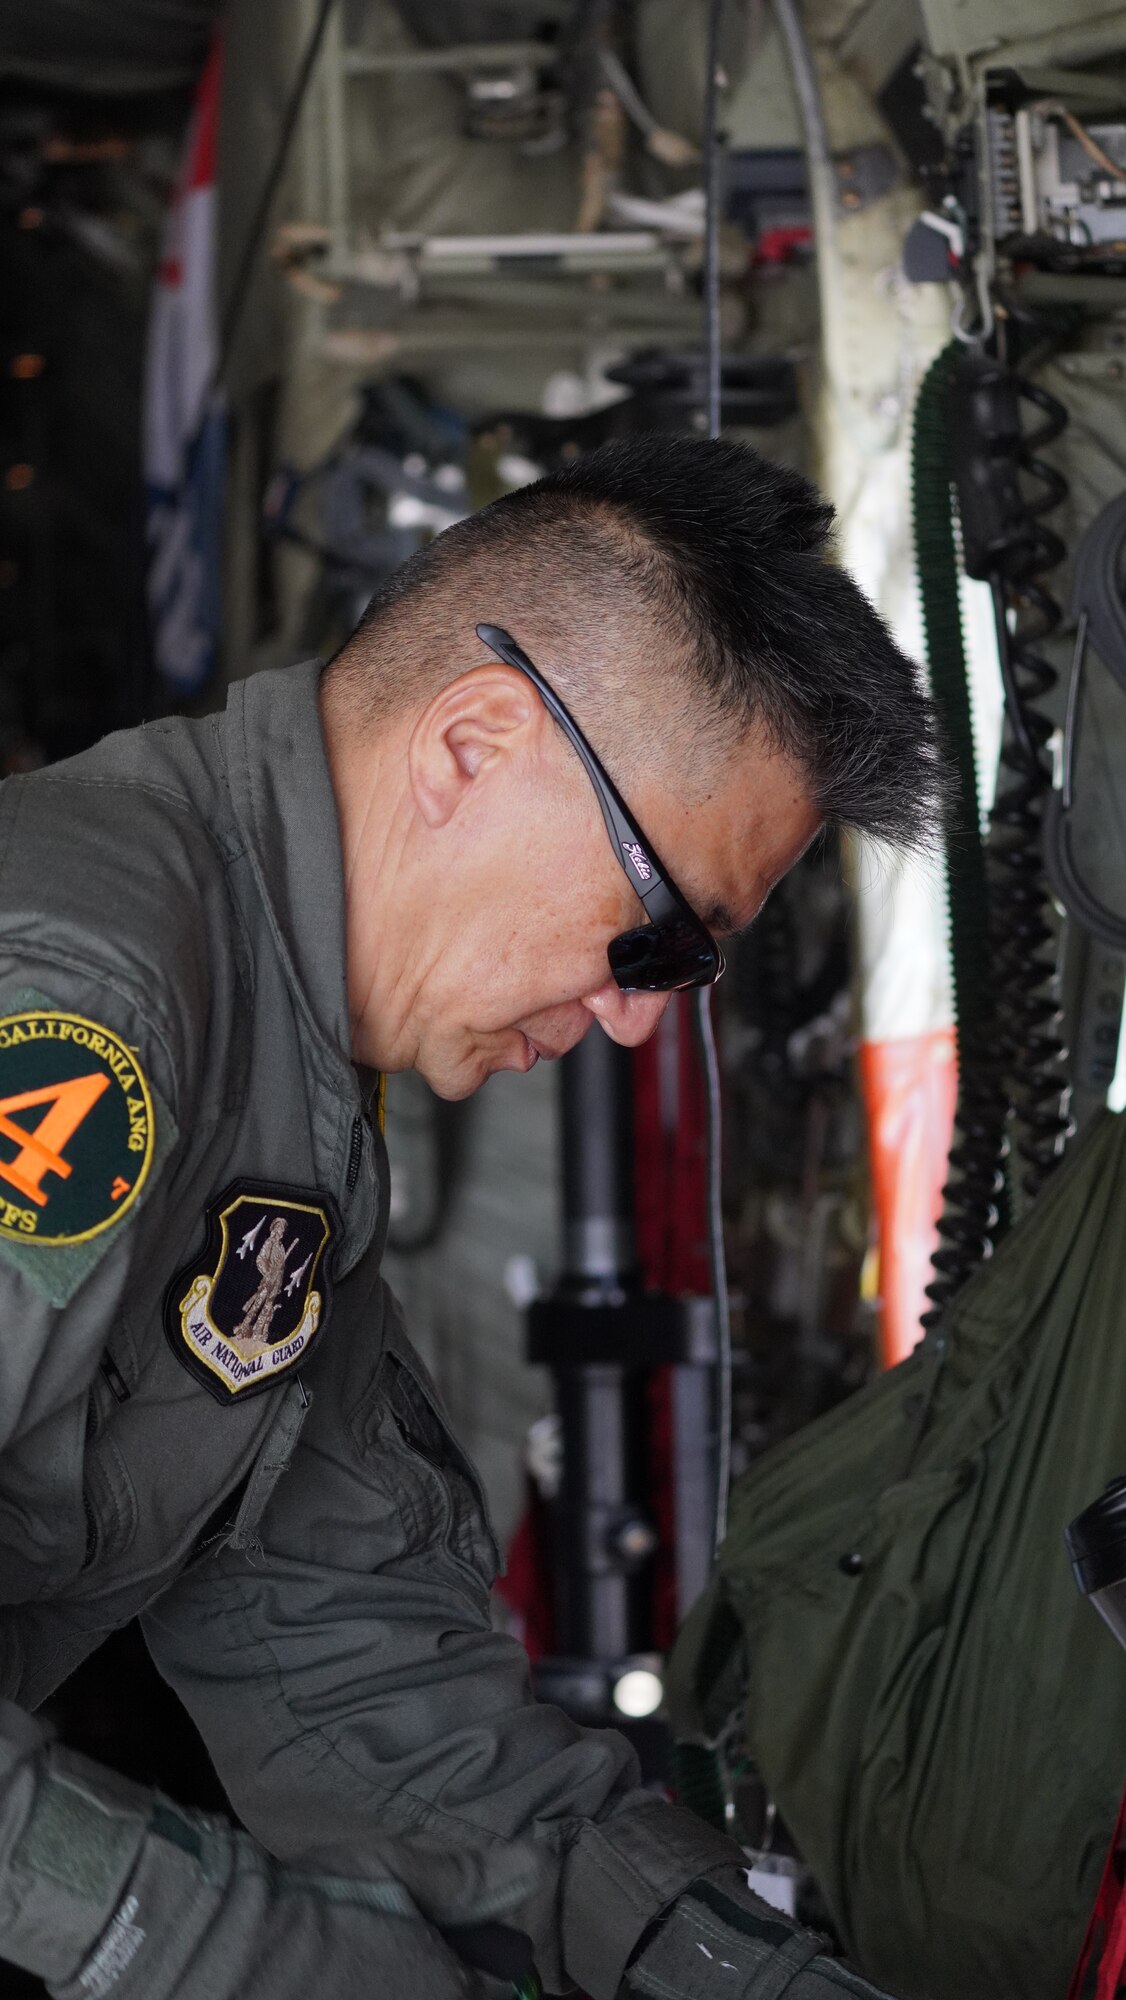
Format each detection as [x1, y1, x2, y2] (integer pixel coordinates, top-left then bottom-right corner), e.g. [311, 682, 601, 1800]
[608, 920, 723, 992]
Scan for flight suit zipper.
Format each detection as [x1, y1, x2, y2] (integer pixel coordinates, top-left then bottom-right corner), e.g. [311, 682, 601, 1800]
[345, 1114, 364, 1195]
[100, 1354, 131, 1403]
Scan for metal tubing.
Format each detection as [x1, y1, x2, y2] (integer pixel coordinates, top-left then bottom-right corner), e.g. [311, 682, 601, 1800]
[555, 1365, 648, 1659]
[344, 41, 556, 74]
[560, 1035, 636, 1291]
[671, 1364, 717, 1619]
[552, 1035, 648, 1662]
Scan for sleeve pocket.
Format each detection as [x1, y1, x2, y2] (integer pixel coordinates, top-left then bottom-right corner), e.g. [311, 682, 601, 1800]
[352, 1340, 503, 1590]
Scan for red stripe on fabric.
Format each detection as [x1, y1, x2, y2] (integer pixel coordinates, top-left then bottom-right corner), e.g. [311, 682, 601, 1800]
[185, 32, 223, 192]
[1067, 1782, 1126, 1999]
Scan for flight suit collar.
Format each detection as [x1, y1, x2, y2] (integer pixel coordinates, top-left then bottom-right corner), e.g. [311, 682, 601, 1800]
[224, 661, 353, 1084]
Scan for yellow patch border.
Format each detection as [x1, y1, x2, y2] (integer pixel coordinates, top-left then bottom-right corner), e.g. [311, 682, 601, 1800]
[0, 1007, 156, 1247]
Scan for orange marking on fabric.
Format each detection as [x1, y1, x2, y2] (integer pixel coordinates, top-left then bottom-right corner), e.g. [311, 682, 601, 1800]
[0, 1072, 111, 1205]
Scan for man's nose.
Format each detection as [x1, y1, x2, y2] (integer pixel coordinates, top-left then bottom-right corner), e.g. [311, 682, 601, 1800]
[581, 980, 672, 1047]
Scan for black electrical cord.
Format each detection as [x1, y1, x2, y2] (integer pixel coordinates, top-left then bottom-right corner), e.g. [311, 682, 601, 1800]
[695, 0, 732, 1560]
[909, 337, 1076, 1348]
[211, 0, 338, 396]
[984, 372, 1074, 1200]
[913, 347, 1010, 1328]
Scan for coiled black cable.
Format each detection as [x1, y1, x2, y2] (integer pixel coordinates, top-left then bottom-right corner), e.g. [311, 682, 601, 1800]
[913, 346, 1010, 1327]
[950, 352, 1073, 1204]
[986, 382, 1073, 1198]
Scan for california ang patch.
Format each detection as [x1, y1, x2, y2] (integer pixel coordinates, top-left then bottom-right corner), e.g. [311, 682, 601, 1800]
[0, 1008, 154, 1244]
[165, 1180, 338, 1403]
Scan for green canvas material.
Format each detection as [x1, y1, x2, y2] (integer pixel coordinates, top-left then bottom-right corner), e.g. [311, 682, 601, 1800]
[667, 1108, 1126, 2000]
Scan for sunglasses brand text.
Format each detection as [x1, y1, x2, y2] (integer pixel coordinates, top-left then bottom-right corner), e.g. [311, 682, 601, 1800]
[622, 842, 652, 882]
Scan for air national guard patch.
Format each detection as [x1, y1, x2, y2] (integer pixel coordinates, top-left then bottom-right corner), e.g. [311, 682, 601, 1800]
[165, 1180, 338, 1403]
[0, 1007, 155, 1245]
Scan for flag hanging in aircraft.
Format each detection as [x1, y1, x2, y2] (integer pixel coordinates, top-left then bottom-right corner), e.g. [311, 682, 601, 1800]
[143, 34, 225, 695]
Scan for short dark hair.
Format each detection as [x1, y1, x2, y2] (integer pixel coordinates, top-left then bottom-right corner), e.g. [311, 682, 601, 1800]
[346, 434, 944, 847]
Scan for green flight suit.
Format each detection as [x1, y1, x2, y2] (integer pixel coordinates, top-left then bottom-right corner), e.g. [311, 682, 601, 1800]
[0, 661, 740, 1995]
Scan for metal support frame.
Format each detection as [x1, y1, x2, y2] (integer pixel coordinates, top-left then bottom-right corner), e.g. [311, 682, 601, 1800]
[528, 1033, 717, 1751]
[299, 13, 701, 360]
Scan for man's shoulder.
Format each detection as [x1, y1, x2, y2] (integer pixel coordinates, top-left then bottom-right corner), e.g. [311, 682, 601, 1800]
[0, 715, 246, 1121]
[6, 710, 233, 869]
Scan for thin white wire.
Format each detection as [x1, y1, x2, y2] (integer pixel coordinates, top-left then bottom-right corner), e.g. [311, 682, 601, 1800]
[700, 0, 733, 1557]
[696, 984, 733, 1553]
[769, 0, 834, 210]
[703, 0, 724, 441]
[599, 47, 659, 138]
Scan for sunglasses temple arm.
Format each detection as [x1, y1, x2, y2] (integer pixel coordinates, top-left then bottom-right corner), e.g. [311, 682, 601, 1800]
[587, 787, 679, 912]
[475, 623, 675, 905]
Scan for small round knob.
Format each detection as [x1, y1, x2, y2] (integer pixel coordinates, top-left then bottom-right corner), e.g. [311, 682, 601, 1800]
[611, 1517, 659, 1562]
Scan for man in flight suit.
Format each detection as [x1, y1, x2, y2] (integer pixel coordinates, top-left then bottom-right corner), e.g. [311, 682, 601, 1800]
[0, 437, 940, 1999]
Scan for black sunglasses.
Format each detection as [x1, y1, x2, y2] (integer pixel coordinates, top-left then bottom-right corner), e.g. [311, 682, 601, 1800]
[475, 624, 725, 993]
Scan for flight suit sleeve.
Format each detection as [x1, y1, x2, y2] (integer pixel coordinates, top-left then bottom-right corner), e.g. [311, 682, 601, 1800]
[0, 1700, 514, 2000]
[0, 947, 185, 1662]
[142, 1275, 738, 1999]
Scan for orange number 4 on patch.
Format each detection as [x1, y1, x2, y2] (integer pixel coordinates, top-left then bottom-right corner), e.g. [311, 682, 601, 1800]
[0, 1073, 111, 1206]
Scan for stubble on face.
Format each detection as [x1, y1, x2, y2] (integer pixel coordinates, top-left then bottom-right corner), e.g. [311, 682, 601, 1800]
[346, 688, 821, 1100]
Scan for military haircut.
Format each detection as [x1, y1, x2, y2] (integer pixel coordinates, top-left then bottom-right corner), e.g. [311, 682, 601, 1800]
[329, 434, 946, 848]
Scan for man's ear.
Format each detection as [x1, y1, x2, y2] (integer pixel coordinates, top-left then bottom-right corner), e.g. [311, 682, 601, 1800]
[407, 666, 540, 830]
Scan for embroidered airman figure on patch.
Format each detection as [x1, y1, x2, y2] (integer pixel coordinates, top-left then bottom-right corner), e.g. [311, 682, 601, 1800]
[165, 1181, 338, 1403]
[0, 1007, 155, 1244]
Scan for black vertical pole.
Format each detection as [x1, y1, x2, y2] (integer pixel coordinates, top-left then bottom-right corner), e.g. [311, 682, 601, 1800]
[552, 1034, 650, 1664]
[559, 1031, 636, 1297]
[527, 1034, 718, 1755]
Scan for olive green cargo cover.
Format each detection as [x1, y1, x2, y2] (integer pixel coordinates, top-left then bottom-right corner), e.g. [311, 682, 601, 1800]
[668, 1109, 1126, 2000]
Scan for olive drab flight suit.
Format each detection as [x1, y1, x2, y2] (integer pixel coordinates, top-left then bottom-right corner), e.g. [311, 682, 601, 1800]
[0, 663, 903, 2000]
[0, 663, 738, 1995]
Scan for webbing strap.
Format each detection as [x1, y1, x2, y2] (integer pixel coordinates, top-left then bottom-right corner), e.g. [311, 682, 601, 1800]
[748, 1930, 824, 1996]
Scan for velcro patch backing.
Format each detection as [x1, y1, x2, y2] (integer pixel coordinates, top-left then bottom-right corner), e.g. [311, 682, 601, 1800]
[14, 1774, 143, 1903]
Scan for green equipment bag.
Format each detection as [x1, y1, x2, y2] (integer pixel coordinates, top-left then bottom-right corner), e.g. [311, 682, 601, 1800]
[666, 1109, 1126, 2000]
